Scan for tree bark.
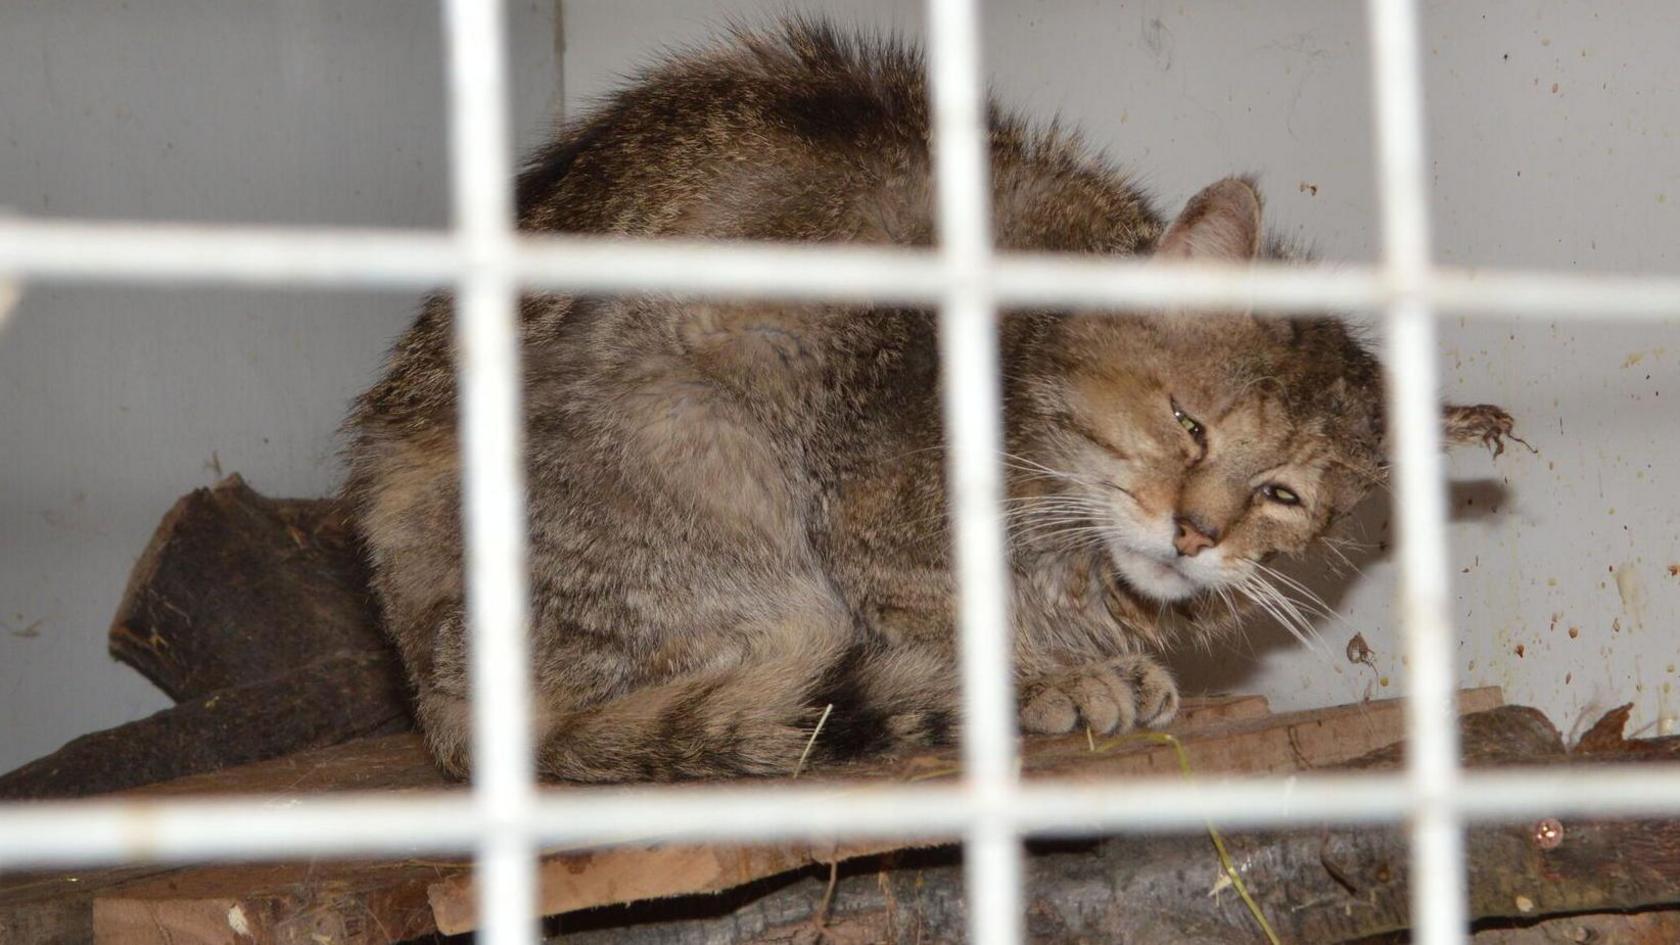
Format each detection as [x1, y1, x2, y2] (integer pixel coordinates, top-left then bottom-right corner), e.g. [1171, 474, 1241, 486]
[551, 815, 1680, 945]
[1469, 908, 1680, 944]
[0, 650, 409, 800]
[547, 707, 1680, 945]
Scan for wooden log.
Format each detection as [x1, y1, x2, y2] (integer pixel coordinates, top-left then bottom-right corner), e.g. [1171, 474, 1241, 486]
[1570, 701, 1680, 759]
[546, 707, 1680, 945]
[106, 474, 390, 701]
[548, 816, 1680, 945]
[1470, 908, 1680, 943]
[0, 651, 410, 800]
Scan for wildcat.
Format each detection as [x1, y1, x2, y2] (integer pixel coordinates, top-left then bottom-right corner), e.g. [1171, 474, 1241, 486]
[345, 21, 1514, 782]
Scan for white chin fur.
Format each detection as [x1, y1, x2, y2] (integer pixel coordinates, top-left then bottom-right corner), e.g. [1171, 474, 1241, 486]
[1110, 547, 1200, 602]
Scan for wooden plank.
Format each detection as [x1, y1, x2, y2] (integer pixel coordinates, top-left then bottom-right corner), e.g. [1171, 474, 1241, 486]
[12, 688, 1487, 944]
[0, 866, 175, 945]
[427, 688, 1496, 934]
[34, 694, 1255, 943]
[97, 693, 1269, 801]
[429, 839, 912, 937]
[1, 736, 451, 945]
[115, 733, 447, 799]
[832, 686, 1500, 784]
[89, 863, 444, 945]
[1, 862, 449, 945]
[1160, 692, 1271, 726]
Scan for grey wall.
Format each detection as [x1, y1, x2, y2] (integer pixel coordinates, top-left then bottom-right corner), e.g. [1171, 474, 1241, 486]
[4, 0, 1677, 772]
[0, 0, 561, 771]
[562, 0, 1680, 739]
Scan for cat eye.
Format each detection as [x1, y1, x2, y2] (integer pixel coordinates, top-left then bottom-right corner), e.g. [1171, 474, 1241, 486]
[1260, 483, 1302, 506]
[1171, 403, 1205, 444]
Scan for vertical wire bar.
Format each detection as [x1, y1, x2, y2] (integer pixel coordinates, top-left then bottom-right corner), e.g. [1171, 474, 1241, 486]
[442, 0, 538, 943]
[1366, 1, 1467, 943]
[923, 3, 1023, 945]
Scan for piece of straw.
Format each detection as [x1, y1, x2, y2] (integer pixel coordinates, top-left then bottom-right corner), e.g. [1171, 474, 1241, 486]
[793, 703, 834, 779]
[1101, 730, 1283, 945]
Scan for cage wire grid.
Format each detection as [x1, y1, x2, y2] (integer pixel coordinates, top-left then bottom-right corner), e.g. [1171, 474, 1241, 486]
[2, 1, 1679, 944]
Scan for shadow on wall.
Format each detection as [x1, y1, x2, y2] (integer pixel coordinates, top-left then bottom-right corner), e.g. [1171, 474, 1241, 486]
[1168, 478, 1513, 696]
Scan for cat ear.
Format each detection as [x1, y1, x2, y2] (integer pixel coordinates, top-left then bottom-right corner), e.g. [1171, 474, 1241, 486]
[1156, 177, 1264, 262]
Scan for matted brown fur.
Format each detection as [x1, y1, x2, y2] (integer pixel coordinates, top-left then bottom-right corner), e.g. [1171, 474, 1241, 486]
[344, 20, 1513, 782]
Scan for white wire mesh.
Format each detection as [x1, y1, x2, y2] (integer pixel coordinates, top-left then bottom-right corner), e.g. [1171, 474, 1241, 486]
[922, 1, 1024, 944]
[1, 1, 1675, 943]
[441, 0, 539, 941]
[1365, 0, 1469, 938]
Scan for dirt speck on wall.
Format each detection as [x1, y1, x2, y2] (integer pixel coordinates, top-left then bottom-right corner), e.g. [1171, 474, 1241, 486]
[1614, 563, 1647, 631]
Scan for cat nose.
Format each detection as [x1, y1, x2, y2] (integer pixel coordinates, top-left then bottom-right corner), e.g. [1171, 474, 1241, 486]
[1173, 517, 1218, 557]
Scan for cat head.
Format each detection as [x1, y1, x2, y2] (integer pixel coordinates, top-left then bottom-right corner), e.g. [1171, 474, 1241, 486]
[1013, 177, 1512, 606]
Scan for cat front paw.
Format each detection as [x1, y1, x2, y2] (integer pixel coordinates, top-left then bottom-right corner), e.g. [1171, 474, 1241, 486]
[1018, 656, 1180, 736]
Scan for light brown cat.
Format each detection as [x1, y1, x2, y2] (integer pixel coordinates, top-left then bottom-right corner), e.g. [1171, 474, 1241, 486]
[344, 21, 1513, 782]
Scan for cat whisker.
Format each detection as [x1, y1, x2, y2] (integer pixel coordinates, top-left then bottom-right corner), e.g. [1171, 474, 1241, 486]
[1011, 522, 1112, 547]
[1249, 562, 1340, 622]
[999, 453, 1106, 490]
[1254, 580, 1331, 644]
[998, 497, 1109, 514]
[1229, 577, 1290, 636]
[1000, 498, 1110, 519]
[1315, 535, 1362, 576]
[1233, 571, 1331, 659]
[897, 494, 1111, 533]
[1214, 586, 1242, 637]
[1003, 513, 1110, 533]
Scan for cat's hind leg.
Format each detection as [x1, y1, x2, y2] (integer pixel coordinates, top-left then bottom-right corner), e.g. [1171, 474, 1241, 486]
[416, 605, 957, 783]
[412, 660, 824, 782]
[528, 635, 957, 782]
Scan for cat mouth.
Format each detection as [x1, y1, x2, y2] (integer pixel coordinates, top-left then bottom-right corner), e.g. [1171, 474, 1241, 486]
[1108, 546, 1200, 602]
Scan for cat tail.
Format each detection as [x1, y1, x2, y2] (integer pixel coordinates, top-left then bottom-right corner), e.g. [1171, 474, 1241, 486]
[517, 643, 958, 783]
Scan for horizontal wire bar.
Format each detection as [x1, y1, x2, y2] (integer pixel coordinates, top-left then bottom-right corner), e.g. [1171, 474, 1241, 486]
[0, 221, 463, 288]
[7, 767, 1680, 869]
[3, 218, 1679, 319]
